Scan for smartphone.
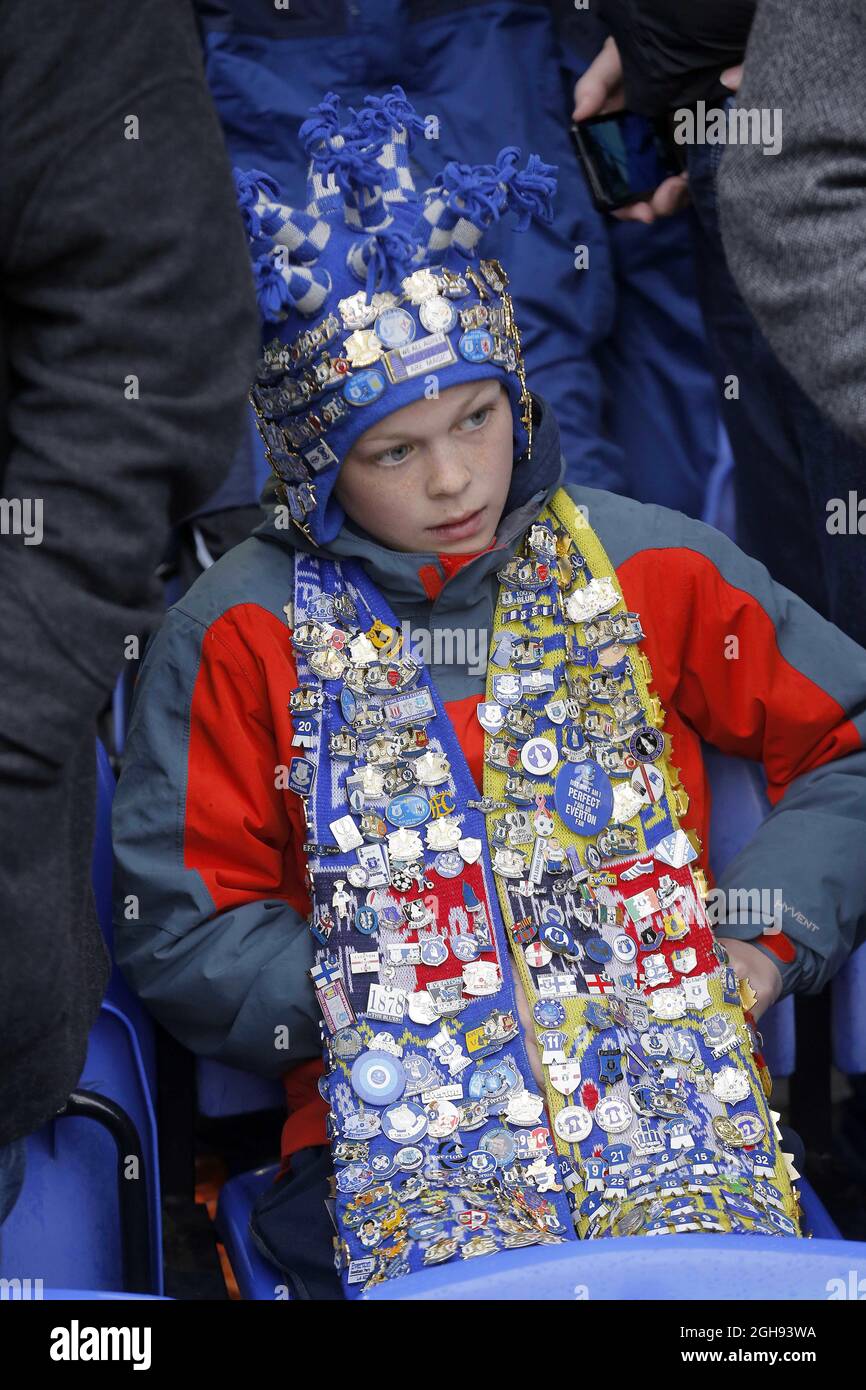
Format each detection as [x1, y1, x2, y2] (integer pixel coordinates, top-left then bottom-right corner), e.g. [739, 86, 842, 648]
[571, 111, 686, 213]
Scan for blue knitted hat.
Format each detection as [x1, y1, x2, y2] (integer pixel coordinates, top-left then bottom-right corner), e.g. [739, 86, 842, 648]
[234, 86, 557, 545]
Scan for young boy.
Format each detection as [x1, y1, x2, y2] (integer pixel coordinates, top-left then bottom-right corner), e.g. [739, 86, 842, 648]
[113, 88, 866, 1298]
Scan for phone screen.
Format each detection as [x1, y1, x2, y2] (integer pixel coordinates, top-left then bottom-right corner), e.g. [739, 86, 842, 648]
[571, 113, 681, 212]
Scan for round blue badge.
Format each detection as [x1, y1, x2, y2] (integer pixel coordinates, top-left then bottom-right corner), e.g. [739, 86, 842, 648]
[539, 921, 577, 956]
[370, 1151, 399, 1180]
[351, 1051, 407, 1107]
[477, 1127, 515, 1165]
[374, 307, 417, 348]
[434, 850, 464, 879]
[340, 687, 357, 724]
[629, 725, 665, 764]
[533, 999, 566, 1029]
[466, 1150, 499, 1176]
[458, 328, 494, 363]
[451, 934, 481, 962]
[585, 937, 614, 964]
[354, 906, 379, 937]
[343, 367, 386, 407]
[332, 1026, 364, 1059]
[395, 1145, 425, 1171]
[382, 1100, 428, 1143]
[385, 792, 431, 828]
[541, 902, 566, 927]
[554, 759, 614, 835]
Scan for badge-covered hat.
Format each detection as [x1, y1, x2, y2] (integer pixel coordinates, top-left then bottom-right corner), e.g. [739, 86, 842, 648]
[234, 86, 557, 543]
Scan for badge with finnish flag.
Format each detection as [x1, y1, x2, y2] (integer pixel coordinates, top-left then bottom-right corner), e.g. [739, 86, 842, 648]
[311, 954, 343, 989]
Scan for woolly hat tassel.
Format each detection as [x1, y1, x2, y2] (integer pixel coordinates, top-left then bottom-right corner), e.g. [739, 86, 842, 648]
[347, 223, 422, 299]
[251, 248, 332, 323]
[423, 147, 557, 259]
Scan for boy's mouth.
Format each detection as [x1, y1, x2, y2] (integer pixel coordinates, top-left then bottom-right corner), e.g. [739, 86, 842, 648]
[426, 507, 486, 542]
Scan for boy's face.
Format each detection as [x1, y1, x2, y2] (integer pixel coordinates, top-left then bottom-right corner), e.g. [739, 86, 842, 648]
[334, 379, 514, 553]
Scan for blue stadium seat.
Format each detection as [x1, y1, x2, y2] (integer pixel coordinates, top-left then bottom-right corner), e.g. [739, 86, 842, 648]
[704, 741, 866, 1081]
[701, 460, 866, 1080]
[0, 1007, 162, 1294]
[362, 1227, 859, 1301]
[41, 1290, 172, 1300]
[111, 669, 131, 759]
[832, 942, 866, 1075]
[96, 740, 158, 1103]
[214, 1164, 287, 1301]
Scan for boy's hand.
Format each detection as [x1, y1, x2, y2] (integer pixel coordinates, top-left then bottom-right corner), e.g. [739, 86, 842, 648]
[572, 35, 689, 225]
[716, 937, 783, 1021]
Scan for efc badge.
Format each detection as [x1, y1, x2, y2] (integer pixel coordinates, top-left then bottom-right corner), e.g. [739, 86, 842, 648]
[492, 674, 522, 707]
[288, 757, 315, 796]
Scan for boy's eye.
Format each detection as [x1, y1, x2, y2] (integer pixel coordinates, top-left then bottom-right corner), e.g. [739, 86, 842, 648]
[366, 403, 494, 461]
[374, 443, 412, 466]
[459, 406, 492, 430]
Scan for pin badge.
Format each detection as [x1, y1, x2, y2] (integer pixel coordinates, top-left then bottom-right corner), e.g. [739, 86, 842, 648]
[553, 1106, 593, 1143]
[520, 737, 559, 778]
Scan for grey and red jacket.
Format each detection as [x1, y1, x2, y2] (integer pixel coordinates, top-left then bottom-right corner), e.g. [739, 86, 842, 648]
[113, 393, 866, 1160]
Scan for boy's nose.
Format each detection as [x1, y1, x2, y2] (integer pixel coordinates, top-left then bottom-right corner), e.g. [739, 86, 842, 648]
[426, 447, 472, 497]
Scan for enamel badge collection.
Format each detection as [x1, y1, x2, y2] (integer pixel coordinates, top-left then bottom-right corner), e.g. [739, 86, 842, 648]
[288, 493, 801, 1297]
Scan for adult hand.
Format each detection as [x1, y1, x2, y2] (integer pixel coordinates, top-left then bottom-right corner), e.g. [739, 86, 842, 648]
[717, 937, 783, 1021]
[572, 36, 688, 225]
[572, 35, 626, 121]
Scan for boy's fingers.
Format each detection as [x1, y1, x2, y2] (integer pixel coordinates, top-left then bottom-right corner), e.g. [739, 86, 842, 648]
[720, 63, 744, 92]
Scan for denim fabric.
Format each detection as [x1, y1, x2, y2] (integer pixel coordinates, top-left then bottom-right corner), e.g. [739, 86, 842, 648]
[249, 1146, 344, 1300]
